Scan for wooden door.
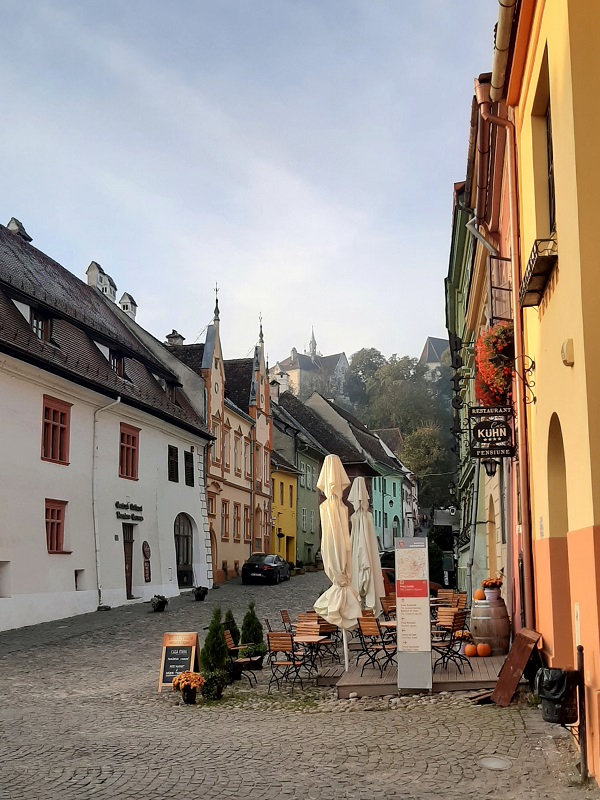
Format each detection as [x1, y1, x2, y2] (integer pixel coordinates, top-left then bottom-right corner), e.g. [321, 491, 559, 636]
[123, 523, 134, 599]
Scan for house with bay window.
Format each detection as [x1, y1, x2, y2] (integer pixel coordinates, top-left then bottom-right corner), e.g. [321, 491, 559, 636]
[0, 218, 213, 632]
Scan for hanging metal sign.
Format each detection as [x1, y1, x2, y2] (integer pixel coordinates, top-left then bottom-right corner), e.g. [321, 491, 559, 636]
[469, 406, 514, 458]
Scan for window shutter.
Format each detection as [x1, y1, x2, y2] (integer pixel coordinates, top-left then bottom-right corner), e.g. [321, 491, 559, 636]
[168, 445, 179, 482]
[184, 451, 194, 486]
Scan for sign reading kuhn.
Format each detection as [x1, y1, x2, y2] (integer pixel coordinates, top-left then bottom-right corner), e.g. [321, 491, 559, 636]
[469, 406, 515, 458]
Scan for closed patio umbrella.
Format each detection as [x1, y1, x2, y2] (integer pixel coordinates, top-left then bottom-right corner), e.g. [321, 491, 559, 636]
[314, 454, 361, 671]
[349, 477, 385, 617]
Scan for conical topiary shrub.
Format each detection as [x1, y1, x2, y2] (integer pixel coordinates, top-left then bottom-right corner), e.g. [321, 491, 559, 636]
[223, 608, 240, 646]
[241, 601, 264, 646]
[200, 606, 228, 699]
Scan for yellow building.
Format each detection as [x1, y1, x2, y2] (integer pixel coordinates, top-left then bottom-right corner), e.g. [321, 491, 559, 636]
[270, 453, 298, 564]
[483, 0, 600, 777]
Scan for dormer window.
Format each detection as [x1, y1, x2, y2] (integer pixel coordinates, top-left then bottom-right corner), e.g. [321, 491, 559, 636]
[167, 383, 179, 405]
[109, 350, 125, 377]
[31, 308, 51, 342]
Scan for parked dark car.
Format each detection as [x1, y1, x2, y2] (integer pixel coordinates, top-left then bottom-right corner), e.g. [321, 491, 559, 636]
[241, 553, 290, 585]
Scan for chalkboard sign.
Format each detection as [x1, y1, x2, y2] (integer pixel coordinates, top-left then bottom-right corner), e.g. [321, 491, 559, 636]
[158, 632, 200, 691]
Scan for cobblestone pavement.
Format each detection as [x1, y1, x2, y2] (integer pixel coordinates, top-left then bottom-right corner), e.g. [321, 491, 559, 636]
[0, 572, 597, 800]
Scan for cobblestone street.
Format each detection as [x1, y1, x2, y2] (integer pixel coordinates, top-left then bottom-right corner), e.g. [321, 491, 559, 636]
[0, 572, 596, 800]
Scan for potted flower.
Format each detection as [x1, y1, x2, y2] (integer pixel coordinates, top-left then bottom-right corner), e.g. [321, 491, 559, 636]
[481, 577, 503, 601]
[474, 321, 514, 406]
[240, 601, 266, 669]
[193, 586, 208, 602]
[172, 671, 204, 704]
[151, 594, 168, 612]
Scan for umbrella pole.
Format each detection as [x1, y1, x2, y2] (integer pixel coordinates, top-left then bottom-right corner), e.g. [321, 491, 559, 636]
[342, 629, 349, 672]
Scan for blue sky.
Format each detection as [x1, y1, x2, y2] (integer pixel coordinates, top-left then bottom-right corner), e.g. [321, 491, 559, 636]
[0, 1, 497, 363]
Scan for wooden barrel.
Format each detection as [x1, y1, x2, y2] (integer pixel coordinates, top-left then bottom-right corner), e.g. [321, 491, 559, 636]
[471, 598, 511, 656]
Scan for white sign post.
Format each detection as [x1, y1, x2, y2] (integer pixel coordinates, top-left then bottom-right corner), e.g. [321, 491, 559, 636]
[396, 538, 432, 691]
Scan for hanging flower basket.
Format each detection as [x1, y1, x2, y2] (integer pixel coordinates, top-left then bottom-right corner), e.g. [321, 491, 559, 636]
[474, 321, 514, 406]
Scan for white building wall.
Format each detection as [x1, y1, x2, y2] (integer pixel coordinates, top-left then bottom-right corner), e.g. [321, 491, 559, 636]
[0, 355, 211, 632]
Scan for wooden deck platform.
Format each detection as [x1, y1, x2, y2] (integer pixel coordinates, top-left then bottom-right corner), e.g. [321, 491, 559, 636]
[318, 654, 506, 698]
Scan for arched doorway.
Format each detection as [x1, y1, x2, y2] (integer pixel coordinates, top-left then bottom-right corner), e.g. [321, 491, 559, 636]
[546, 413, 573, 663]
[392, 516, 400, 539]
[209, 525, 218, 583]
[174, 513, 193, 588]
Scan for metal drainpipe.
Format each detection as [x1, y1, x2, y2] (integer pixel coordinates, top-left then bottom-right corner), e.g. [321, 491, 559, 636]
[475, 80, 535, 629]
[92, 396, 121, 608]
[466, 459, 481, 609]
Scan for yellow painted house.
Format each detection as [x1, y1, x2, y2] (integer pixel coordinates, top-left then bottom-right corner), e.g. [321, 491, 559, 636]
[270, 452, 298, 564]
[470, 0, 600, 778]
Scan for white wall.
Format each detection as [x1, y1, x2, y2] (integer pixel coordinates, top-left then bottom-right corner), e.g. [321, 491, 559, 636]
[0, 355, 211, 632]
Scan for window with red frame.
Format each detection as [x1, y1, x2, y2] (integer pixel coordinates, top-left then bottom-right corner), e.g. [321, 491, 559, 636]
[119, 423, 140, 479]
[41, 395, 72, 464]
[45, 499, 68, 553]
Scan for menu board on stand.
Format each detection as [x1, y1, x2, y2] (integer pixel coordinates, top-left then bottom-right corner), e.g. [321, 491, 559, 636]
[396, 539, 432, 691]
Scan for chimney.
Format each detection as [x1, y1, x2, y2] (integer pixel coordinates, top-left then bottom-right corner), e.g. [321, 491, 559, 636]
[165, 329, 185, 347]
[291, 347, 298, 361]
[86, 261, 116, 301]
[119, 292, 137, 321]
[269, 380, 280, 404]
[7, 218, 32, 242]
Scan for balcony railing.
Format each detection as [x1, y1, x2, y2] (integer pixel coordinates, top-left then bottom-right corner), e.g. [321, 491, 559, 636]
[520, 237, 558, 307]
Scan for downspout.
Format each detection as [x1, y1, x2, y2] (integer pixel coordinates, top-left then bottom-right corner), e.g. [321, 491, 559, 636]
[466, 460, 481, 608]
[93, 396, 121, 608]
[475, 78, 535, 629]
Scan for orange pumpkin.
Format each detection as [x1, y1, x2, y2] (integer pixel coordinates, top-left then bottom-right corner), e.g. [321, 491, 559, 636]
[477, 643, 492, 657]
[473, 589, 486, 601]
[464, 644, 478, 658]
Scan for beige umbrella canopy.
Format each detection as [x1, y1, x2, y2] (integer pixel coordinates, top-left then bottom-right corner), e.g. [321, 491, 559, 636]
[349, 477, 385, 617]
[314, 455, 361, 670]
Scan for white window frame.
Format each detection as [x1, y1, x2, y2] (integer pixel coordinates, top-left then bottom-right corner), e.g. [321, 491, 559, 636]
[302, 508, 307, 531]
[300, 461, 305, 487]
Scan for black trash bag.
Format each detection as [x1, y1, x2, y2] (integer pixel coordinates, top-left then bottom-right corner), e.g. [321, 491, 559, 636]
[534, 668, 579, 725]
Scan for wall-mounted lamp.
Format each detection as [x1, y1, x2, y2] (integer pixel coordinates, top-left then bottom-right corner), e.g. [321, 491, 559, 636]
[482, 458, 500, 478]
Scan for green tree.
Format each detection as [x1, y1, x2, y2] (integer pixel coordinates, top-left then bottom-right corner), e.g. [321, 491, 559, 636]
[200, 606, 229, 699]
[401, 424, 454, 509]
[223, 608, 240, 646]
[346, 348, 387, 409]
[240, 601, 264, 645]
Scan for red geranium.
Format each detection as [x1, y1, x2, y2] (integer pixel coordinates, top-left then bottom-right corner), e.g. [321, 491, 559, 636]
[474, 321, 514, 406]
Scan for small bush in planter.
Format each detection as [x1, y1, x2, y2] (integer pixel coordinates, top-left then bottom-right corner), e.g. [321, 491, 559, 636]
[241, 601, 264, 646]
[239, 642, 267, 659]
[193, 586, 208, 601]
[223, 608, 240, 646]
[151, 595, 168, 612]
[200, 606, 229, 698]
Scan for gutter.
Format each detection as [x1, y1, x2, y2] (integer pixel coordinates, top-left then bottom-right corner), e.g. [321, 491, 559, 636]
[475, 77, 535, 630]
[490, 0, 518, 103]
[92, 396, 121, 609]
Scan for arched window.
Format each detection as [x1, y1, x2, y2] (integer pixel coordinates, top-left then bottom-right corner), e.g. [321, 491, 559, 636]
[174, 512, 194, 587]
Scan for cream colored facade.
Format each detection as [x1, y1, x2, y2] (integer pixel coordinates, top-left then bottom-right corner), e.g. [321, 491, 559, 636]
[202, 310, 272, 582]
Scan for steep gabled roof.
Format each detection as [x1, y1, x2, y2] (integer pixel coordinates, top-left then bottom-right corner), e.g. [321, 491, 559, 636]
[278, 391, 367, 466]
[166, 343, 205, 374]
[0, 224, 169, 375]
[224, 358, 254, 411]
[373, 427, 403, 458]
[310, 395, 403, 474]
[272, 402, 328, 457]
[0, 226, 208, 436]
[271, 450, 300, 474]
[419, 336, 449, 365]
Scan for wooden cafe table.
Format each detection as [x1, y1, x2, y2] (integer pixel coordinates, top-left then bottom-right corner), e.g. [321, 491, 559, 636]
[293, 634, 327, 674]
